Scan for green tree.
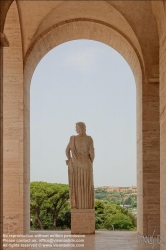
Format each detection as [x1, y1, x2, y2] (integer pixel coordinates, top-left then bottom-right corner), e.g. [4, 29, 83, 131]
[95, 200, 105, 214]
[30, 182, 58, 229]
[104, 213, 133, 230]
[48, 184, 69, 229]
[30, 182, 69, 230]
[124, 197, 132, 205]
[95, 200, 105, 229]
[103, 203, 136, 230]
[56, 209, 71, 229]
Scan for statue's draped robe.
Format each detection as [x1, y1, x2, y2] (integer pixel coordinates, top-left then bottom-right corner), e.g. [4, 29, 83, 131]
[66, 135, 94, 209]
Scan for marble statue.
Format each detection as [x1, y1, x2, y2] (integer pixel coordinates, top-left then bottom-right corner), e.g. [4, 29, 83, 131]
[66, 122, 95, 209]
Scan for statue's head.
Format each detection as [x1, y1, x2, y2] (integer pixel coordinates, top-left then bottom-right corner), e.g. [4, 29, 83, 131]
[76, 122, 86, 135]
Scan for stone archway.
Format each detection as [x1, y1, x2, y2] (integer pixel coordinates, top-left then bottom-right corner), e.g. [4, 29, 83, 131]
[23, 21, 147, 235]
[3, 0, 160, 236]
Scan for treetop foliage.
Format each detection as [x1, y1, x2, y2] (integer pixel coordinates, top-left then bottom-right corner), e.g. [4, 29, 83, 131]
[30, 182, 136, 231]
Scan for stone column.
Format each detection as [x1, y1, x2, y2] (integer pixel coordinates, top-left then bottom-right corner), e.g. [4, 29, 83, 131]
[160, 34, 166, 249]
[143, 80, 160, 235]
[3, 1, 24, 234]
[0, 36, 3, 250]
[137, 79, 160, 235]
[0, 32, 9, 250]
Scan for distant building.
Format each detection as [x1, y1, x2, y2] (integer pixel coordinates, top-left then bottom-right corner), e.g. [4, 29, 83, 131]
[119, 187, 130, 192]
[95, 186, 137, 194]
[102, 186, 120, 192]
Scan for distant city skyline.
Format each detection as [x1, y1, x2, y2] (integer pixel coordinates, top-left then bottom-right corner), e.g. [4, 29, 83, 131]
[30, 39, 136, 186]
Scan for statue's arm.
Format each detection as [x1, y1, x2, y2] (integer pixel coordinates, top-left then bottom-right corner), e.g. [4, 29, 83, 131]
[66, 143, 71, 160]
[89, 137, 95, 163]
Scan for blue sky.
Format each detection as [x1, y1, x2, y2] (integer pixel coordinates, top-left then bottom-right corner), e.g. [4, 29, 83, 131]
[30, 39, 136, 187]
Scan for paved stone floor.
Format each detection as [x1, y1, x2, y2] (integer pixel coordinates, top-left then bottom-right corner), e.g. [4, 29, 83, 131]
[3, 231, 161, 250]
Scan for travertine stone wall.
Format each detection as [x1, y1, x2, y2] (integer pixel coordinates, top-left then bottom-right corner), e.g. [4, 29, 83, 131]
[0, 31, 9, 250]
[0, 1, 13, 32]
[137, 80, 160, 235]
[149, 2, 166, 247]
[0, 2, 12, 248]
[160, 43, 166, 247]
[3, 2, 24, 234]
[0, 40, 3, 250]
[136, 78, 143, 234]
[159, 14, 166, 250]
[142, 81, 160, 234]
[25, 1, 144, 62]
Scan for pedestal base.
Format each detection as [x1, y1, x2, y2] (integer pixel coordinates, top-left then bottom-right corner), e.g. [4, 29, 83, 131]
[71, 209, 95, 234]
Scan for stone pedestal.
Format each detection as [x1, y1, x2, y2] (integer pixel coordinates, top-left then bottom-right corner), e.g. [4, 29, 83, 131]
[71, 209, 95, 234]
